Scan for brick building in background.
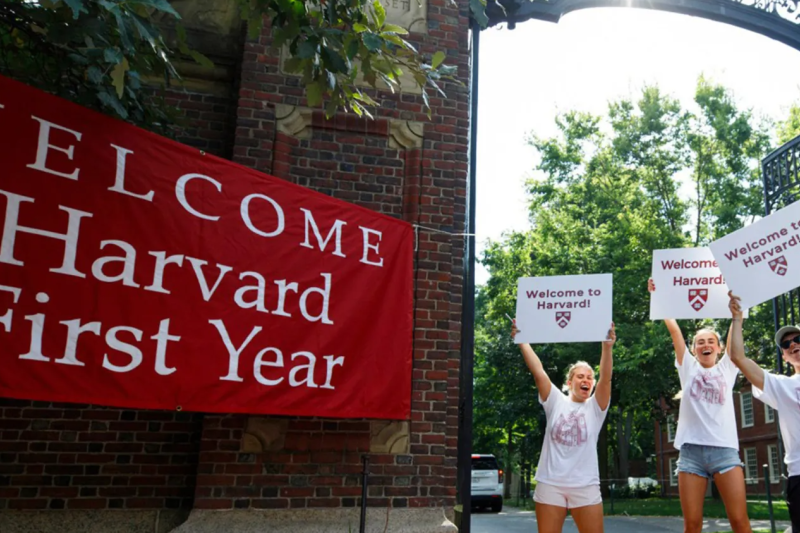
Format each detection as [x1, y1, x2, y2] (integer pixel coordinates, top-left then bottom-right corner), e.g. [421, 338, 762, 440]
[0, 0, 472, 531]
[655, 383, 782, 497]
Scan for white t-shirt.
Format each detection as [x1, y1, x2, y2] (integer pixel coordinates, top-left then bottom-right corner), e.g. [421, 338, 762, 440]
[673, 349, 739, 450]
[753, 372, 800, 477]
[534, 388, 609, 488]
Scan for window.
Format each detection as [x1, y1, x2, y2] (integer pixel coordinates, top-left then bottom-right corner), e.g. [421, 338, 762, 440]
[765, 404, 776, 424]
[740, 392, 754, 428]
[669, 457, 678, 486]
[744, 448, 758, 484]
[768, 445, 781, 484]
[667, 415, 676, 442]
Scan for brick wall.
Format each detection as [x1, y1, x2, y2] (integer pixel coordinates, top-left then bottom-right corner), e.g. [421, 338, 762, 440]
[162, 86, 239, 160]
[192, 0, 470, 510]
[0, 400, 203, 511]
[0, 0, 471, 520]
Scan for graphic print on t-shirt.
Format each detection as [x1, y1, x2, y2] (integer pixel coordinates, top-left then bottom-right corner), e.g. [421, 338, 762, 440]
[552, 411, 588, 447]
[689, 372, 726, 405]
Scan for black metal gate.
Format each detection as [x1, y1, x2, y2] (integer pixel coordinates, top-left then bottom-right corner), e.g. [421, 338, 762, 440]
[762, 135, 800, 374]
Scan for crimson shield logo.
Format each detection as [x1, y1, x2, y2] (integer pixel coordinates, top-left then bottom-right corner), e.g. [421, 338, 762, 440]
[769, 256, 788, 276]
[555, 311, 571, 329]
[688, 288, 708, 312]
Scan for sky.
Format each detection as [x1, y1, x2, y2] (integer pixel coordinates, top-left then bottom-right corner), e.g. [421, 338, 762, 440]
[474, 7, 800, 285]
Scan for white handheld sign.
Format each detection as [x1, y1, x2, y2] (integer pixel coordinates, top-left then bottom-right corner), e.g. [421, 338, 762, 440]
[709, 200, 800, 308]
[650, 248, 747, 320]
[514, 274, 612, 344]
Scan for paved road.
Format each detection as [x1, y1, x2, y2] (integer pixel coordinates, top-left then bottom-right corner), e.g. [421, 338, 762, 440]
[471, 505, 791, 532]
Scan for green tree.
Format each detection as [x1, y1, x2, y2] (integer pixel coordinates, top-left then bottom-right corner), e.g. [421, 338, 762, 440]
[474, 78, 776, 488]
[777, 102, 800, 144]
[0, 0, 457, 129]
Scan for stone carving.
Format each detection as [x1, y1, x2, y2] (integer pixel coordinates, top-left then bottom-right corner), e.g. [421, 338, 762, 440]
[382, 0, 428, 33]
[389, 120, 424, 149]
[275, 104, 314, 139]
[370, 421, 410, 453]
[242, 418, 288, 453]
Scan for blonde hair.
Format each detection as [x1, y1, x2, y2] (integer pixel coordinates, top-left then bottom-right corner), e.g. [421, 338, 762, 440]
[562, 361, 594, 392]
[691, 328, 723, 355]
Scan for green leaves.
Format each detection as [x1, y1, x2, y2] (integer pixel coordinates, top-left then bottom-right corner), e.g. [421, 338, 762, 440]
[477, 78, 777, 480]
[372, 0, 386, 27]
[63, 0, 88, 19]
[2, 0, 460, 124]
[470, 0, 489, 27]
[431, 51, 445, 69]
[110, 57, 128, 97]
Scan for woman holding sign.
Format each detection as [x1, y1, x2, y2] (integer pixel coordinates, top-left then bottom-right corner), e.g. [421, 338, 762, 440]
[648, 279, 751, 533]
[727, 291, 800, 533]
[511, 320, 615, 533]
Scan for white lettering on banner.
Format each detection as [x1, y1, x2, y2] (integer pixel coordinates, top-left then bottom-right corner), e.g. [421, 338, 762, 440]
[108, 145, 154, 201]
[145, 251, 185, 294]
[211, 319, 345, 389]
[5, 306, 181, 373]
[299, 273, 333, 325]
[272, 279, 299, 318]
[213, 320, 262, 383]
[26, 117, 82, 180]
[56, 318, 101, 366]
[0, 285, 22, 333]
[300, 208, 347, 257]
[235, 272, 269, 313]
[104, 326, 143, 373]
[359, 227, 384, 267]
[254, 347, 284, 386]
[0, 190, 91, 278]
[321, 355, 345, 389]
[241, 194, 285, 238]
[92, 240, 141, 288]
[187, 258, 233, 302]
[175, 173, 221, 221]
[150, 318, 179, 376]
[19, 313, 50, 362]
[289, 352, 318, 388]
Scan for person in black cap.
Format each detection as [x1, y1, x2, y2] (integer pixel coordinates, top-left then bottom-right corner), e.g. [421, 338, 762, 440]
[728, 291, 800, 533]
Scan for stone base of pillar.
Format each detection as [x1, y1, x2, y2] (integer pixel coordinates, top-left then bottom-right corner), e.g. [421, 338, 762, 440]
[170, 508, 458, 533]
[0, 509, 190, 533]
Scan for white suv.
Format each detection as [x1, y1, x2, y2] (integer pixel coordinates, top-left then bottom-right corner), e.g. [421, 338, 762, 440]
[471, 454, 503, 512]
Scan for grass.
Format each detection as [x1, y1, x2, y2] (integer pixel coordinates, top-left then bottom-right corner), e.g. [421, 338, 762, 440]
[603, 498, 789, 521]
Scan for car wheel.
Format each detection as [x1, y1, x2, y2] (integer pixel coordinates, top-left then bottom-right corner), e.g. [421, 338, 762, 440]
[491, 500, 502, 513]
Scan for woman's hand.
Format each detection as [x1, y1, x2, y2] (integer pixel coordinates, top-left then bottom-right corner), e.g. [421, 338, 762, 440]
[511, 321, 521, 343]
[728, 290, 743, 321]
[604, 322, 616, 347]
[648, 278, 655, 293]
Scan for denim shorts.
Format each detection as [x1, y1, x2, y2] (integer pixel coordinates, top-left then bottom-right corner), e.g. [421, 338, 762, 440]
[677, 443, 743, 479]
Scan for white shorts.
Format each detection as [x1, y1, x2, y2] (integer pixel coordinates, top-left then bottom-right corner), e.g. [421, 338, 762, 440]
[533, 481, 602, 509]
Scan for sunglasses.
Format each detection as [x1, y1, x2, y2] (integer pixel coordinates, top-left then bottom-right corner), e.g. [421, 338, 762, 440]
[780, 335, 800, 350]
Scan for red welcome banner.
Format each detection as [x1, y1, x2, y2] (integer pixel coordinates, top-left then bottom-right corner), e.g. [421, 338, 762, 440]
[0, 75, 413, 419]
